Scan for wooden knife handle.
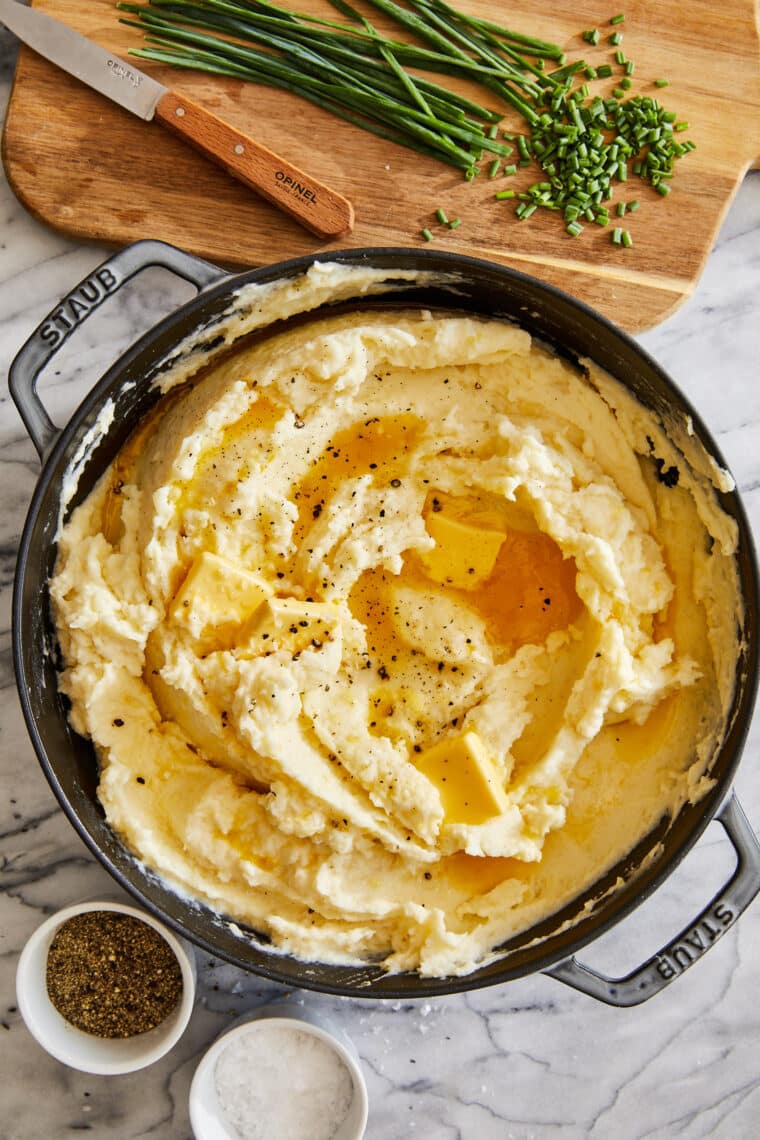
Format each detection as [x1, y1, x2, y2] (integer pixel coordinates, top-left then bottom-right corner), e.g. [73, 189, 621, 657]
[155, 89, 354, 240]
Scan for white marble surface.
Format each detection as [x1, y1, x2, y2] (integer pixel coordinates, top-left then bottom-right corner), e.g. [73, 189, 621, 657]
[1, 27, 759, 1140]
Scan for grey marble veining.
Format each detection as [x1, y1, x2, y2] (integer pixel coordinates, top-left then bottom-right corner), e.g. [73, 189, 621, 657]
[1, 25, 759, 1140]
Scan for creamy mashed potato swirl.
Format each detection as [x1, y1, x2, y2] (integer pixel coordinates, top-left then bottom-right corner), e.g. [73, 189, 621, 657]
[51, 276, 741, 977]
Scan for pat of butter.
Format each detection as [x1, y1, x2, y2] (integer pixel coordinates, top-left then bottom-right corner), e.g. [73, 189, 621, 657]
[242, 597, 340, 655]
[414, 731, 509, 825]
[169, 552, 273, 638]
[421, 509, 505, 590]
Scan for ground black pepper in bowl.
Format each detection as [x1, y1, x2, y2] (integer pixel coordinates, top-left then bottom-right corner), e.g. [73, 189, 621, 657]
[46, 911, 183, 1038]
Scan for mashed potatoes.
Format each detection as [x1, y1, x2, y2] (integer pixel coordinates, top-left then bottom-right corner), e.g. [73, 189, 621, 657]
[50, 265, 742, 977]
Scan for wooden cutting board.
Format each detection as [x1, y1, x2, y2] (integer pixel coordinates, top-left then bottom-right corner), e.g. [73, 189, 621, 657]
[4, 0, 760, 331]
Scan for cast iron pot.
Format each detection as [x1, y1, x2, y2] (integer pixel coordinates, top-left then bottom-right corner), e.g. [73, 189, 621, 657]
[11, 240, 760, 1006]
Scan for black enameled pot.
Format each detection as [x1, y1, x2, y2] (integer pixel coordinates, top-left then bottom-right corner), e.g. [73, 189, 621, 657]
[10, 241, 760, 1005]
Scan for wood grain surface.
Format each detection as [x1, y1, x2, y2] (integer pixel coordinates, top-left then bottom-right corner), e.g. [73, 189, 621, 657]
[3, 0, 760, 331]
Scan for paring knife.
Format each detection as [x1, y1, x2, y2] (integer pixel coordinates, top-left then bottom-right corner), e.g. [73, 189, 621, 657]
[0, 0, 354, 239]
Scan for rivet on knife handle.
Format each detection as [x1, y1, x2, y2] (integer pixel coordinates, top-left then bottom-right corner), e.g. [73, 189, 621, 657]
[155, 90, 354, 240]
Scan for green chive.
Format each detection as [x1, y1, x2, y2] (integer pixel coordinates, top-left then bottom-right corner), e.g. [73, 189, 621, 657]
[127, 0, 692, 240]
[449, 217, 462, 228]
[612, 227, 623, 244]
[622, 229, 633, 247]
[609, 31, 623, 45]
[566, 220, 584, 236]
[654, 78, 669, 88]
[617, 201, 626, 216]
[627, 199, 640, 211]
[625, 60, 634, 75]
[435, 207, 449, 224]
[495, 189, 515, 199]
[675, 121, 689, 131]
[422, 227, 434, 241]
[656, 182, 671, 196]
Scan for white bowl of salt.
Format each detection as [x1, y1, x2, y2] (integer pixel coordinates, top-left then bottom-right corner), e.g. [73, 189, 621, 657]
[189, 1000, 368, 1140]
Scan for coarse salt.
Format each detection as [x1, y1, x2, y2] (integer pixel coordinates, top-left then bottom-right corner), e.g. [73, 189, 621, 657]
[214, 1022, 354, 1140]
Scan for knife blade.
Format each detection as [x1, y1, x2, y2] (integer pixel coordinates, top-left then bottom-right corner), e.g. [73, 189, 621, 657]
[0, 0, 354, 239]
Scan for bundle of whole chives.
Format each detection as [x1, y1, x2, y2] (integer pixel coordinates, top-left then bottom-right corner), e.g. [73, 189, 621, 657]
[119, 0, 567, 167]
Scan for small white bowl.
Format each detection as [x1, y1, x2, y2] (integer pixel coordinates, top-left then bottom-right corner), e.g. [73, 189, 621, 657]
[16, 898, 196, 1075]
[189, 1001, 368, 1140]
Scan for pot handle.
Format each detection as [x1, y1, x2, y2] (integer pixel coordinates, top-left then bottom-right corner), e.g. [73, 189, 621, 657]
[543, 794, 760, 1006]
[9, 239, 226, 460]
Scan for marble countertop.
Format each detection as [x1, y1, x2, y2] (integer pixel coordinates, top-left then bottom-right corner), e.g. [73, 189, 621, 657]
[1, 28, 759, 1140]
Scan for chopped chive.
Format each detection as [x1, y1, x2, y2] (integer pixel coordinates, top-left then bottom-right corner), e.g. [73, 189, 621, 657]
[504, 163, 518, 176]
[627, 199, 640, 211]
[585, 66, 597, 80]
[617, 200, 627, 216]
[656, 182, 671, 196]
[622, 229, 633, 247]
[566, 220, 584, 236]
[609, 32, 623, 45]
[488, 159, 501, 177]
[495, 189, 515, 199]
[464, 168, 478, 181]
[488, 124, 499, 140]
[518, 158, 531, 167]
[674, 121, 689, 131]
[612, 227, 623, 244]
[654, 78, 669, 88]
[625, 60, 635, 75]
[583, 28, 600, 45]
[610, 13, 625, 24]
[613, 87, 625, 99]
[615, 50, 626, 64]
[448, 217, 462, 228]
[422, 227, 434, 241]
[597, 64, 614, 78]
[435, 207, 449, 224]
[521, 203, 537, 218]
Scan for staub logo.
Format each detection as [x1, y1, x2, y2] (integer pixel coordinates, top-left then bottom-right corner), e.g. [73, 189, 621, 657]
[106, 58, 141, 88]
[39, 268, 120, 351]
[275, 170, 317, 204]
[655, 901, 734, 980]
